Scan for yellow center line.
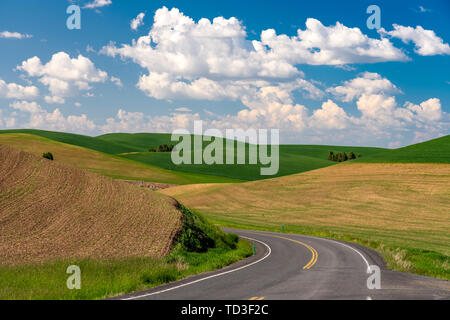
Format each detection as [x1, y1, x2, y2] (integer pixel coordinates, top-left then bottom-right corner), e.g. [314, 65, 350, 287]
[249, 297, 258, 300]
[270, 235, 319, 270]
[257, 297, 265, 300]
[249, 297, 265, 300]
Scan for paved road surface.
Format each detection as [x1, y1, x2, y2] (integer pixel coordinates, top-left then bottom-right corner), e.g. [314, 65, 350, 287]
[118, 229, 450, 300]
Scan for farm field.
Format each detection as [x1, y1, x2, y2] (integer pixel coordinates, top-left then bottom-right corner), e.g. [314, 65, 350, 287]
[162, 161, 450, 279]
[0, 144, 184, 265]
[359, 135, 450, 163]
[0, 144, 251, 299]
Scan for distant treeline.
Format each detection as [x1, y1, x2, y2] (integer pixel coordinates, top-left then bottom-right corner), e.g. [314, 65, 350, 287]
[328, 151, 361, 162]
[149, 144, 175, 153]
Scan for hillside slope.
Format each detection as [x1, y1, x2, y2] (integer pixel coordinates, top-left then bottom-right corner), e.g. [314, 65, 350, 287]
[360, 135, 450, 163]
[0, 133, 241, 184]
[0, 130, 387, 181]
[0, 144, 184, 265]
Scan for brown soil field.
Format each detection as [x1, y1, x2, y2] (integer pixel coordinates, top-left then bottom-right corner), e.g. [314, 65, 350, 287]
[0, 144, 183, 265]
[162, 162, 450, 255]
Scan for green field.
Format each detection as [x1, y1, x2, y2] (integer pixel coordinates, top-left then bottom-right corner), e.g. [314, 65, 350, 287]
[359, 135, 450, 163]
[0, 129, 387, 182]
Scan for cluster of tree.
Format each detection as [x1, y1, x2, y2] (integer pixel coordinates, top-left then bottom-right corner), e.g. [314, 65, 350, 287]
[149, 144, 175, 153]
[42, 152, 54, 161]
[328, 151, 361, 162]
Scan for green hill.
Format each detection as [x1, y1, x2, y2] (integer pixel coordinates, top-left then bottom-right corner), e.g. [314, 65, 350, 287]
[0, 129, 388, 182]
[360, 135, 450, 163]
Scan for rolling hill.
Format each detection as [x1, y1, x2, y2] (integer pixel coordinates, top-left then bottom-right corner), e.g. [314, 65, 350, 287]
[0, 129, 387, 182]
[0, 133, 242, 184]
[359, 135, 450, 163]
[0, 144, 185, 265]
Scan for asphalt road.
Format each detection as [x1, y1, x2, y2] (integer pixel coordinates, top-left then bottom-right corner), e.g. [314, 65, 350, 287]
[118, 229, 450, 300]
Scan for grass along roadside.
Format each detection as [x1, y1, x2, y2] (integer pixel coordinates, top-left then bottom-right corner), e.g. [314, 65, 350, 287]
[0, 206, 252, 300]
[0, 241, 252, 300]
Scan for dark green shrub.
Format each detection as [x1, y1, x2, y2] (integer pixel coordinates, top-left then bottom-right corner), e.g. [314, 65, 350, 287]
[348, 152, 356, 160]
[328, 152, 334, 161]
[178, 205, 215, 252]
[42, 152, 54, 161]
[343, 152, 348, 162]
[148, 147, 156, 152]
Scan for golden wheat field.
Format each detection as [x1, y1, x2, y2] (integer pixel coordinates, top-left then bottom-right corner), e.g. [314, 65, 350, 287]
[162, 162, 450, 255]
[0, 144, 183, 265]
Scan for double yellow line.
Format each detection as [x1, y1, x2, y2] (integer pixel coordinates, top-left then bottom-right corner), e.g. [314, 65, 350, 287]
[272, 235, 318, 270]
[249, 297, 265, 300]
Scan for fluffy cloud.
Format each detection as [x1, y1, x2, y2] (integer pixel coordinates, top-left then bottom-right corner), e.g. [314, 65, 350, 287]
[102, 7, 409, 102]
[17, 52, 108, 103]
[0, 31, 32, 39]
[9, 101, 96, 133]
[0, 110, 16, 128]
[310, 100, 350, 130]
[0, 79, 39, 99]
[402, 98, 443, 122]
[130, 13, 145, 30]
[101, 109, 201, 133]
[259, 18, 407, 66]
[83, 0, 112, 9]
[381, 25, 450, 56]
[110, 76, 122, 87]
[328, 72, 400, 102]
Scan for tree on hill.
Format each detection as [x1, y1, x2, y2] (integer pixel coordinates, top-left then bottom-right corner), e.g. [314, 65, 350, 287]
[153, 144, 175, 153]
[342, 152, 348, 162]
[328, 152, 334, 161]
[328, 151, 360, 162]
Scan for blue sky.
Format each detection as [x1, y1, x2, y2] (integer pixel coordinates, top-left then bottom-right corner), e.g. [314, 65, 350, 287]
[0, 0, 449, 147]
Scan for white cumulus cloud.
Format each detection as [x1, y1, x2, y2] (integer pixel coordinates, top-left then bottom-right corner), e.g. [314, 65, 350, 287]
[9, 101, 96, 133]
[131, 13, 145, 30]
[17, 52, 108, 104]
[83, 0, 112, 9]
[328, 72, 401, 102]
[0, 79, 39, 100]
[381, 25, 450, 56]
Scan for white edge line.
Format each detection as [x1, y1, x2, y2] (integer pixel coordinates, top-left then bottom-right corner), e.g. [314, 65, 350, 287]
[122, 236, 272, 300]
[319, 237, 371, 272]
[243, 230, 371, 272]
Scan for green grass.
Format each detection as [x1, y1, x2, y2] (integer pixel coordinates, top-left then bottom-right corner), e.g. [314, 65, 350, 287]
[0, 206, 253, 300]
[0, 241, 252, 300]
[359, 135, 450, 163]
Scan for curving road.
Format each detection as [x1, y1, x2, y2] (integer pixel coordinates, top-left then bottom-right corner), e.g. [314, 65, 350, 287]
[118, 229, 450, 300]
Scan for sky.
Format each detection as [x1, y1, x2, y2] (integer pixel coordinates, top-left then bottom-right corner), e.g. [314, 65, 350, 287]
[0, 0, 449, 147]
